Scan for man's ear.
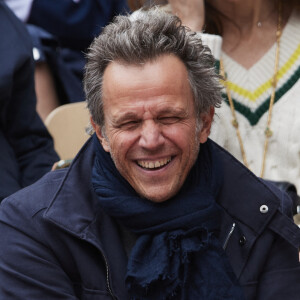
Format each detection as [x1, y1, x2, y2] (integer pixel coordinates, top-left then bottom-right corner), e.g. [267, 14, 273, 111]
[90, 117, 110, 152]
[198, 106, 214, 143]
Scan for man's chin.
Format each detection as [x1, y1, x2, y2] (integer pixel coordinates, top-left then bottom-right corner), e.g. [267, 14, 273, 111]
[136, 185, 180, 203]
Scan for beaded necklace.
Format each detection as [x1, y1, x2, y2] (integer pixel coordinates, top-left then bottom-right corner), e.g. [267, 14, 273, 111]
[219, 0, 282, 177]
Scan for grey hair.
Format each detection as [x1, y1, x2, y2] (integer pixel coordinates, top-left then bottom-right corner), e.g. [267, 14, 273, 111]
[84, 7, 222, 127]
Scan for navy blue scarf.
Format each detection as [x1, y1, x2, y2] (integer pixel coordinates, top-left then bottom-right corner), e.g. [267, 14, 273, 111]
[91, 134, 244, 299]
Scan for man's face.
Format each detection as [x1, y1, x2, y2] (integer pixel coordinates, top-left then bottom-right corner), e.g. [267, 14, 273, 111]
[92, 54, 213, 202]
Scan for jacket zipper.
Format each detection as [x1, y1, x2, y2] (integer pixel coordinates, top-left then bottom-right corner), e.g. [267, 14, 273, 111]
[45, 218, 118, 299]
[98, 247, 117, 300]
[223, 223, 236, 250]
[80, 233, 117, 299]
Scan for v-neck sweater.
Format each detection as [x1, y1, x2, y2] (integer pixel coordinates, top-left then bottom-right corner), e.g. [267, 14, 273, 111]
[202, 10, 300, 191]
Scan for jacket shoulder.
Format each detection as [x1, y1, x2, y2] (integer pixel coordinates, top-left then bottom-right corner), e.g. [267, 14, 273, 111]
[0, 2, 32, 53]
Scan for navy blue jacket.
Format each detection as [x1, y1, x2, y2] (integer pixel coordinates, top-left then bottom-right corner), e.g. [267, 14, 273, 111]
[28, 0, 129, 51]
[0, 2, 59, 200]
[0, 137, 299, 299]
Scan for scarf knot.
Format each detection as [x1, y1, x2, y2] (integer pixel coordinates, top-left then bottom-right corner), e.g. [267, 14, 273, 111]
[168, 227, 210, 260]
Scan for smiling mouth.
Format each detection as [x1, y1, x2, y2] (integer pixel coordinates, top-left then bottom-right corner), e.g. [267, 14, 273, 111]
[137, 157, 172, 170]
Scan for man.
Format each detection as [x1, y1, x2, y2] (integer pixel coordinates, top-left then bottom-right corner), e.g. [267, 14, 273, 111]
[0, 7, 299, 299]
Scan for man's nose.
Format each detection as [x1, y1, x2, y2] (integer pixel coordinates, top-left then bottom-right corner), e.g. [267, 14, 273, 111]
[138, 120, 165, 150]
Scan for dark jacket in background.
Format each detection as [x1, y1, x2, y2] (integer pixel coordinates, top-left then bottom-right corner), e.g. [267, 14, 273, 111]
[0, 137, 299, 299]
[26, 0, 130, 104]
[0, 1, 59, 201]
[28, 0, 129, 51]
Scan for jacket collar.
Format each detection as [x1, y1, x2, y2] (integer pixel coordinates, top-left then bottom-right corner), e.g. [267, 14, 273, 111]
[44, 137, 281, 240]
[213, 141, 280, 235]
[44, 137, 100, 238]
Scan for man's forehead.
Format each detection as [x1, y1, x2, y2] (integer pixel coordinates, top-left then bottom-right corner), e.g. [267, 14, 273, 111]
[102, 54, 191, 99]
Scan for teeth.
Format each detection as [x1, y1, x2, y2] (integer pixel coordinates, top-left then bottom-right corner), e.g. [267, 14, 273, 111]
[137, 157, 171, 169]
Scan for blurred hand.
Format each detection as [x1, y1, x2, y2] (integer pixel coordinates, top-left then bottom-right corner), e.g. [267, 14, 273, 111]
[168, 0, 205, 31]
[51, 161, 58, 171]
[51, 159, 73, 171]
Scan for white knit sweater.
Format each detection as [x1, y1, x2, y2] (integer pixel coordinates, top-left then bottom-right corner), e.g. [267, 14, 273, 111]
[203, 10, 300, 191]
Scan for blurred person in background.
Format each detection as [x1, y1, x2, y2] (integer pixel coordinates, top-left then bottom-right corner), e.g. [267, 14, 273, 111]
[0, 1, 59, 201]
[5, 0, 129, 120]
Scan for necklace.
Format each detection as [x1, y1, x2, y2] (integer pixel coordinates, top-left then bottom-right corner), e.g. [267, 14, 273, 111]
[256, 4, 278, 28]
[219, 0, 282, 178]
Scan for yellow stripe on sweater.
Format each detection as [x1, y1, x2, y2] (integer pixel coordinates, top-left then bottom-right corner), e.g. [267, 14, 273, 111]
[226, 43, 300, 102]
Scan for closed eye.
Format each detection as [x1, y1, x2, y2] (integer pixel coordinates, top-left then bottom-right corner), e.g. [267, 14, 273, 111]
[158, 116, 181, 124]
[119, 120, 140, 130]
